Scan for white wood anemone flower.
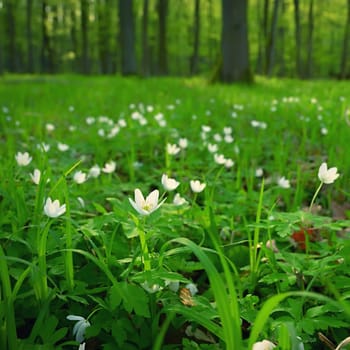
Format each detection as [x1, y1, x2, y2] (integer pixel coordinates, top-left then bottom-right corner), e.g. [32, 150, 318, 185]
[190, 180, 206, 193]
[129, 188, 166, 216]
[66, 315, 90, 343]
[252, 339, 276, 350]
[161, 174, 180, 191]
[15, 151, 32, 166]
[30, 169, 41, 185]
[318, 162, 340, 184]
[44, 198, 66, 218]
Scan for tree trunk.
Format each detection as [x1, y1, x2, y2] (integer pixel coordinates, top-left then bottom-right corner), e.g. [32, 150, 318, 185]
[340, 0, 350, 79]
[70, 8, 78, 72]
[158, 0, 168, 75]
[118, 0, 137, 75]
[266, 0, 280, 76]
[305, 0, 314, 78]
[5, 0, 16, 72]
[80, 0, 90, 74]
[190, 0, 201, 75]
[221, 0, 252, 83]
[98, 0, 111, 74]
[26, 0, 34, 73]
[41, 1, 54, 73]
[142, 0, 150, 77]
[293, 0, 302, 77]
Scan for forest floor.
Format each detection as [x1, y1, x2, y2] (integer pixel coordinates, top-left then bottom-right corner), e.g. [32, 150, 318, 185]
[1, 75, 350, 350]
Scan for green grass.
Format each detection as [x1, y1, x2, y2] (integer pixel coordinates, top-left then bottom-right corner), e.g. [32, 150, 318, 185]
[1, 74, 350, 350]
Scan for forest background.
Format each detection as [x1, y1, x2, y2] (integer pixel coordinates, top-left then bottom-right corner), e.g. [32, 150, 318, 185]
[1, 0, 350, 82]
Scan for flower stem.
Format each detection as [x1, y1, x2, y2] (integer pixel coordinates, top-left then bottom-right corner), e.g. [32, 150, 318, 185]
[138, 227, 151, 271]
[309, 181, 323, 213]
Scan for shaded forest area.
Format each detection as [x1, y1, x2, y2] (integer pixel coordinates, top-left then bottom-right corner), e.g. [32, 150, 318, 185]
[0, 0, 349, 81]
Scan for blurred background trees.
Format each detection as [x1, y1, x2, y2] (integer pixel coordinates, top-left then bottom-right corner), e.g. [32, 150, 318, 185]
[0, 0, 349, 81]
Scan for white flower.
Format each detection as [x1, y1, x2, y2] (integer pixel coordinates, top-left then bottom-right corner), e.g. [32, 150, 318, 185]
[168, 280, 180, 292]
[201, 125, 211, 133]
[166, 143, 180, 155]
[88, 165, 101, 178]
[78, 343, 86, 350]
[190, 180, 206, 193]
[320, 127, 328, 135]
[86, 116, 95, 125]
[161, 174, 180, 191]
[255, 168, 264, 177]
[224, 158, 234, 168]
[213, 133, 222, 142]
[44, 198, 66, 218]
[277, 176, 290, 189]
[30, 169, 41, 185]
[185, 283, 198, 296]
[224, 134, 234, 143]
[129, 189, 165, 216]
[253, 340, 276, 350]
[141, 281, 162, 293]
[57, 142, 69, 152]
[223, 127, 232, 135]
[66, 315, 90, 343]
[15, 152, 32, 166]
[46, 123, 55, 132]
[214, 153, 226, 165]
[173, 193, 188, 206]
[207, 143, 218, 153]
[178, 138, 188, 149]
[318, 162, 339, 184]
[102, 160, 116, 174]
[37, 143, 50, 152]
[73, 171, 87, 184]
[118, 119, 127, 128]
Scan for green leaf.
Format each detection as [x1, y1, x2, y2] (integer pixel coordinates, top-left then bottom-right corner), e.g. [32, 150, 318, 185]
[121, 282, 150, 317]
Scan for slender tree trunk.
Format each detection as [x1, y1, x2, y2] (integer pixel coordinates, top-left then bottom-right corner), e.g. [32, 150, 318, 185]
[41, 1, 54, 73]
[293, 0, 302, 77]
[158, 0, 168, 75]
[26, 0, 34, 73]
[190, 0, 201, 75]
[98, 0, 111, 74]
[255, 0, 264, 74]
[70, 8, 78, 72]
[277, 0, 286, 76]
[221, 0, 252, 83]
[80, 0, 90, 74]
[266, 0, 280, 76]
[305, 0, 314, 78]
[5, 0, 16, 72]
[142, 0, 150, 77]
[118, 0, 137, 75]
[340, 0, 350, 79]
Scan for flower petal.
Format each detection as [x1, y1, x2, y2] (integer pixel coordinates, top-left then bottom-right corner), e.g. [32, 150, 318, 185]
[134, 188, 145, 207]
[146, 189, 159, 206]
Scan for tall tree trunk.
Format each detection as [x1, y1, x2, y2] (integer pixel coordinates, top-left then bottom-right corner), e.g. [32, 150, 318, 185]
[80, 0, 90, 74]
[305, 0, 314, 78]
[340, 0, 350, 79]
[277, 0, 286, 76]
[5, 0, 16, 72]
[26, 0, 34, 73]
[158, 0, 168, 75]
[70, 8, 78, 72]
[266, 0, 280, 76]
[118, 0, 137, 75]
[190, 0, 201, 75]
[98, 0, 111, 74]
[221, 0, 252, 83]
[142, 0, 150, 77]
[293, 0, 302, 77]
[41, 1, 54, 73]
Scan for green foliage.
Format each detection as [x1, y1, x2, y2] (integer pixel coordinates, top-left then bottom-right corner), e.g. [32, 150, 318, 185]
[1, 75, 350, 349]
